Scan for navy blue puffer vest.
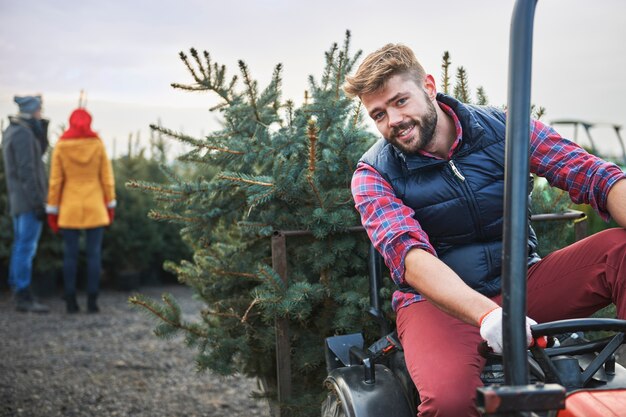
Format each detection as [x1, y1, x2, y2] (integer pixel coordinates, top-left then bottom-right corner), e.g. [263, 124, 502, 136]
[360, 94, 538, 297]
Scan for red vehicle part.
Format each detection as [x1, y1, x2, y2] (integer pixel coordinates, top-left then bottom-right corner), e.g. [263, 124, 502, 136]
[557, 389, 626, 417]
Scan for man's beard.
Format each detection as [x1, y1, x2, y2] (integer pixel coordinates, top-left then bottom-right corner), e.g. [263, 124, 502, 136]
[389, 96, 437, 155]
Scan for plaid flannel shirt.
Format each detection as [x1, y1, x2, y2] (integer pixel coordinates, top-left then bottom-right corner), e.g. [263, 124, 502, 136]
[352, 102, 625, 311]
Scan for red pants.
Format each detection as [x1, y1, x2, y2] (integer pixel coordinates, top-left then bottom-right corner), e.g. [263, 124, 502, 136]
[396, 228, 626, 417]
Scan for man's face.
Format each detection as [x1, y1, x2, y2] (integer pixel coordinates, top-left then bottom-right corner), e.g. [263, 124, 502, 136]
[361, 74, 437, 155]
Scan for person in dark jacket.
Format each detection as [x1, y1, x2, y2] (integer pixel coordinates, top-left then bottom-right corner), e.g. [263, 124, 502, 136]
[345, 44, 626, 417]
[2, 95, 50, 313]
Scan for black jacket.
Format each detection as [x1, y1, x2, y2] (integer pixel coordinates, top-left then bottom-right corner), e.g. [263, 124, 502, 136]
[2, 116, 48, 216]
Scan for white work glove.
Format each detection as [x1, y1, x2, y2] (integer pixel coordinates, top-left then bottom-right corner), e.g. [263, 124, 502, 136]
[479, 307, 536, 354]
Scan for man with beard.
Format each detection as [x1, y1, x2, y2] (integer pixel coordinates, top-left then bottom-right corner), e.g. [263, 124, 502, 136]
[345, 44, 626, 416]
[2, 95, 50, 313]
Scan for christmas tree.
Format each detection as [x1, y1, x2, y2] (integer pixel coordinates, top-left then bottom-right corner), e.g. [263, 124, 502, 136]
[129, 32, 386, 416]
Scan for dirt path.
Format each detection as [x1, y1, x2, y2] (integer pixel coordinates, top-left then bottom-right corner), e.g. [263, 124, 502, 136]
[0, 285, 271, 417]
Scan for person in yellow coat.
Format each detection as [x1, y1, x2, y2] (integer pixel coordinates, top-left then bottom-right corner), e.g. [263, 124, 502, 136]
[46, 108, 115, 313]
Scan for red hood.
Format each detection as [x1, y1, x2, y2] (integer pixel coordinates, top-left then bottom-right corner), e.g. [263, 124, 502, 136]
[60, 108, 98, 139]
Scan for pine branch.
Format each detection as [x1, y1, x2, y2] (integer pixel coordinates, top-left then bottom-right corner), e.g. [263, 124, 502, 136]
[150, 124, 244, 155]
[453, 66, 471, 103]
[247, 189, 275, 209]
[335, 52, 345, 100]
[199, 308, 242, 321]
[126, 180, 185, 195]
[306, 118, 325, 209]
[159, 163, 184, 185]
[270, 64, 283, 111]
[171, 49, 236, 105]
[285, 100, 295, 129]
[257, 264, 287, 293]
[441, 51, 451, 95]
[321, 43, 338, 90]
[532, 105, 547, 120]
[179, 49, 203, 84]
[148, 210, 203, 223]
[238, 60, 262, 123]
[212, 269, 258, 279]
[241, 298, 260, 323]
[307, 118, 318, 174]
[218, 174, 273, 187]
[476, 86, 489, 105]
[129, 295, 208, 338]
[190, 48, 208, 79]
[170, 83, 214, 92]
[342, 30, 362, 77]
[340, 30, 352, 64]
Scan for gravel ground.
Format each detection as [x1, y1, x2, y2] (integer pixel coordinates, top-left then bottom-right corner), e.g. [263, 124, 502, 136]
[0, 285, 271, 417]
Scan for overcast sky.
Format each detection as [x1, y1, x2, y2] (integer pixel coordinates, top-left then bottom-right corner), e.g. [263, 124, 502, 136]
[1, 0, 625, 159]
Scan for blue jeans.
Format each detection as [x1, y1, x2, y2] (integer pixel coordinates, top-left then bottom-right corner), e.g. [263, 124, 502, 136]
[9, 211, 43, 293]
[62, 227, 104, 295]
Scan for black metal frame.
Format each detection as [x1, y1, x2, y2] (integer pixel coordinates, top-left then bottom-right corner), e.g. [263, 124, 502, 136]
[502, 0, 537, 388]
[475, 1, 569, 415]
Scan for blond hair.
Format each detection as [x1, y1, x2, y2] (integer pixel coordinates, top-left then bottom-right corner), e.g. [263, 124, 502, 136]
[343, 44, 426, 98]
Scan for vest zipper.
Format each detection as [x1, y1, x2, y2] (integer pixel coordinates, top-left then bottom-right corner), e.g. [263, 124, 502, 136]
[448, 160, 466, 181]
[448, 159, 485, 239]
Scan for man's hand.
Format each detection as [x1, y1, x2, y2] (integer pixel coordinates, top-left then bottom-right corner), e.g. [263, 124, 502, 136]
[479, 307, 537, 353]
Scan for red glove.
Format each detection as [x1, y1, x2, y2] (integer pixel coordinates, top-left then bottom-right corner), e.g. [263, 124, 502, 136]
[47, 214, 59, 234]
[107, 207, 115, 224]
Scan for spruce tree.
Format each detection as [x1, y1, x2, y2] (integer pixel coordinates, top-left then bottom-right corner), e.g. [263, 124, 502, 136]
[129, 32, 384, 416]
[441, 51, 488, 105]
[476, 86, 489, 106]
[441, 51, 452, 95]
[454, 66, 472, 103]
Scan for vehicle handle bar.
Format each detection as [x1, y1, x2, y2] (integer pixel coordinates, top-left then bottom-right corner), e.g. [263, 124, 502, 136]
[531, 318, 626, 337]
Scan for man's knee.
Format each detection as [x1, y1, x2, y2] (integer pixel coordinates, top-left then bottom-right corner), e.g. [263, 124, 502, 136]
[418, 388, 480, 417]
[596, 228, 626, 269]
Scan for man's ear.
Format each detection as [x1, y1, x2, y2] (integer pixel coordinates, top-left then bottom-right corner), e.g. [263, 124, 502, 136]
[423, 74, 437, 101]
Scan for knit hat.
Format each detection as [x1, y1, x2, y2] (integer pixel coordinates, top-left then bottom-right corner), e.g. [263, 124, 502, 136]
[14, 95, 42, 114]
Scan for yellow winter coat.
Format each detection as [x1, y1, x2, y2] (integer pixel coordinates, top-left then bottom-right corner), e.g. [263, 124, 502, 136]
[46, 138, 116, 229]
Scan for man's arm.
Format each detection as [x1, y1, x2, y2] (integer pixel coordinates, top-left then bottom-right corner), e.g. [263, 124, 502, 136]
[606, 178, 626, 227]
[351, 163, 434, 289]
[530, 119, 626, 221]
[404, 248, 499, 325]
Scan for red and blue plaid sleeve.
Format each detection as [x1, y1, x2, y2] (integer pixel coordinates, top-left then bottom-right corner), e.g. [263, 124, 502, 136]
[529, 119, 626, 221]
[351, 162, 436, 287]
